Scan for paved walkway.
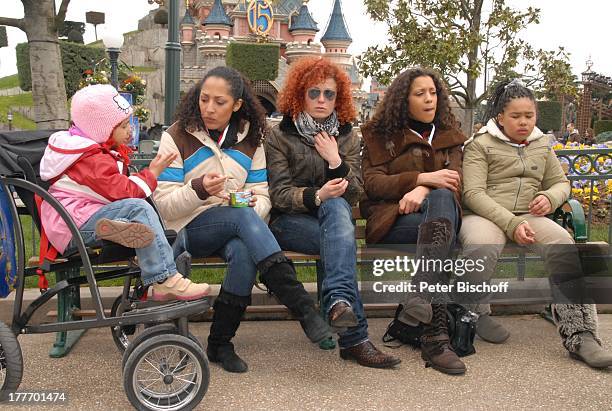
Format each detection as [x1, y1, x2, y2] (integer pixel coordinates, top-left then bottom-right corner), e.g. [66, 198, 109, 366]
[8, 316, 612, 410]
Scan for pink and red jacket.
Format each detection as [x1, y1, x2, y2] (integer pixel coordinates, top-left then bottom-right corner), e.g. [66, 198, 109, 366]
[39, 130, 157, 253]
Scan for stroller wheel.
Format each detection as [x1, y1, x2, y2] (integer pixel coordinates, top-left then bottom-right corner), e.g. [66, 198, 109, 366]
[121, 323, 203, 370]
[123, 334, 209, 411]
[0, 321, 23, 402]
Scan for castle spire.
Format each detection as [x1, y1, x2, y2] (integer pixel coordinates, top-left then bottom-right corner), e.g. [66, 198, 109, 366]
[321, 0, 351, 44]
[204, 0, 232, 27]
[290, 1, 318, 33]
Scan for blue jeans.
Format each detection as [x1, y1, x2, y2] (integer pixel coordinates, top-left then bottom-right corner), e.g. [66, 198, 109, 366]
[270, 197, 369, 349]
[381, 188, 460, 245]
[178, 206, 281, 297]
[77, 198, 175, 285]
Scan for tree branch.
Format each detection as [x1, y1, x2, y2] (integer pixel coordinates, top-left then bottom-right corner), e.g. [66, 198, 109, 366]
[55, 0, 71, 27]
[0, 16, 25, 31]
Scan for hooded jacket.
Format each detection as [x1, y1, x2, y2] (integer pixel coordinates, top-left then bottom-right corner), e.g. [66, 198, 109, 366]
[265, 115, 363, 217]
[153, 121, 271, 232]
[360, 123, 466, 244]
[39, 130, 157, 253]
[462, 119, 570, 240]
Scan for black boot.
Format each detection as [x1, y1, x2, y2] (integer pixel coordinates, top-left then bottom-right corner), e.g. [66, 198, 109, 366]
[206, 289, 250, 373]
[259, 252, 332, 343]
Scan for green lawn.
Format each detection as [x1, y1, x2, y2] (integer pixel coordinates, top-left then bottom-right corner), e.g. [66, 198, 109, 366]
[133, 66, 158, 73]
[0, 74, 20, 90]
[0, 92, 36, 130]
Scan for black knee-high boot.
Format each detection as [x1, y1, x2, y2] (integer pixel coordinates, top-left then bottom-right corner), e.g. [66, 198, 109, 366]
[207, 289, 250, 373]
[258, 252, 332, 343]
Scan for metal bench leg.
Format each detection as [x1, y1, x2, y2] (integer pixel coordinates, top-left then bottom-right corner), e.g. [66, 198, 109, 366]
[49, 267, 87, 358]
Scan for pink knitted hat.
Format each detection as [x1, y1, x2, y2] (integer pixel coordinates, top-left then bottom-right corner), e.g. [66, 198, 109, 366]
[70, 84, 133, 143]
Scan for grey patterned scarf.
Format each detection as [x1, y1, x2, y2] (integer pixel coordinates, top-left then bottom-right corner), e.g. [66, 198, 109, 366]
[294, 111, 340, 146]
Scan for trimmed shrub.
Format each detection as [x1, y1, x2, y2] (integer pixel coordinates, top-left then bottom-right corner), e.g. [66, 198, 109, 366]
[16, 43, 31, 91]
[226, 42, 279, 81]
[594, 120, 612, 137]
[595, 130, 612, 143]
[537, 100, 562, 132]
[16, 41, 105, 98]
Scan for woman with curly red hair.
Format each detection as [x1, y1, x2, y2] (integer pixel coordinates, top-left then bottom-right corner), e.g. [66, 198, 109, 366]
[265, 57, 400, 369]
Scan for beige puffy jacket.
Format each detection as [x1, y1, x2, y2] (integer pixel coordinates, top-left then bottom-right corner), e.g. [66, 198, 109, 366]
[462, 119, 570, 240]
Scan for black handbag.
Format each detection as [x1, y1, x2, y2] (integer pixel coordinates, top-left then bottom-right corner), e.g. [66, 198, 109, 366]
[382, 303, 477, 357]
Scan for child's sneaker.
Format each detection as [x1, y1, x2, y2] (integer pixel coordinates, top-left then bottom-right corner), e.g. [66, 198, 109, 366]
[95, 219, 155, 248]
[151, 273, 210, 301]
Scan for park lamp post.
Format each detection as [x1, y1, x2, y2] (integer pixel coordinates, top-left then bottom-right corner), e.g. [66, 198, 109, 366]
[102, 32, 124, 89]
[148, 0, 181, 126]
[7, 107, 13, 131]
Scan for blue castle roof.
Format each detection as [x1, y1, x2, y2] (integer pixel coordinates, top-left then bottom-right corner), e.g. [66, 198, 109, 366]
[181, 8, 195, 25]
[204, 0, 232, 26]
[290, 3, 318, 32]
[321, 0, 351, 43]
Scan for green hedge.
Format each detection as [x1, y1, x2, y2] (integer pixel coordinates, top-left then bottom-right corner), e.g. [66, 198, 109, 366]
[594, 120, 612, 137]
[536, 100, 562, 132]
[16, 41, 106, 98]
[226, 42, 279, 81]
[16, 43, 31, 91]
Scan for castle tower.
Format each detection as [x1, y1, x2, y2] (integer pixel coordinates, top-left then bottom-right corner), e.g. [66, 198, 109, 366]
[289, 1, 318, 43]
[180, 7, 196, 45]
[203, 0, 233, 39]
[320, 0, 352, 67]
[286, 1, 322, 64]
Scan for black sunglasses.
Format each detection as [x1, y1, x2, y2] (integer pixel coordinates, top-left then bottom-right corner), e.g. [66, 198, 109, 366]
[307, 88, 337, 101]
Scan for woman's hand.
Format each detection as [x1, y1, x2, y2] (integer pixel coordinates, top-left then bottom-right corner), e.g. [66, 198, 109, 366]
[202, 172, 227, 198]
[513, 221, 536, 245]
[314, 131, 341, 168]
[417, 169, 461, 192]
[529, 195, 552, 216]
[248, 190, 258, 208]
[399, 186, 431, 214]
[148, 152, 178, 178]
[318, 178, 348, 202]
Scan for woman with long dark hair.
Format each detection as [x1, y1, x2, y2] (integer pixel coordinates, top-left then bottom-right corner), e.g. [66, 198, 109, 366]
[154, 66, 331, 374]
[361, 67, 467, 375]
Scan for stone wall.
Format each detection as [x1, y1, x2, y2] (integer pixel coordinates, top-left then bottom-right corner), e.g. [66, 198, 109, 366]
[121, 27, 168, 68]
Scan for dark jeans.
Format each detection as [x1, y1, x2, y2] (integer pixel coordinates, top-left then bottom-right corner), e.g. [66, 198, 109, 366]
[381, 188, 460, 245]
[175, 206, 282, 297]
[381, 188, 460, 303]
[270, 197, 369, 349]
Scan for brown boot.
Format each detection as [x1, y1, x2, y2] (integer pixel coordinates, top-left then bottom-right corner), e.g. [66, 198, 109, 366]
[420, 304, 466, 375]
[340, 340, 401, 369]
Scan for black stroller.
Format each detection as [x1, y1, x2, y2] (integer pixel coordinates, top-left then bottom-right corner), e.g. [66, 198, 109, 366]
[0, 130, 210, 410]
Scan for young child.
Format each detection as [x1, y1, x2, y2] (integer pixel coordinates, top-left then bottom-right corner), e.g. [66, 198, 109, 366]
[39, 84, 209, 301]
[459, 79, 612, 368]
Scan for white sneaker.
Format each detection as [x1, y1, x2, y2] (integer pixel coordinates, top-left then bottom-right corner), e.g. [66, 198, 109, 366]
[151, 273, 210, 301]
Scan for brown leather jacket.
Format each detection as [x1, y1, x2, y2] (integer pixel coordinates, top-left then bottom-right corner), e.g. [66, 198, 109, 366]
[360, 125, 466, 243]
[265, 115, 363, 220]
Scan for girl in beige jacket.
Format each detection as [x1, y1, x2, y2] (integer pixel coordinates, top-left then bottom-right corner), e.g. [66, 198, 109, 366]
[459, 80, 612, 369]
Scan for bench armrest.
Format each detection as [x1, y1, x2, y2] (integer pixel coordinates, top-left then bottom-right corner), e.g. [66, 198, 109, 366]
[551, 199, 588, 243]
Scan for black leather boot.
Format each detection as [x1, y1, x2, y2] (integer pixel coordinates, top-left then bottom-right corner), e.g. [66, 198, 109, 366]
[259, 252, 332, 343]
[206, 289, 250, 373]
